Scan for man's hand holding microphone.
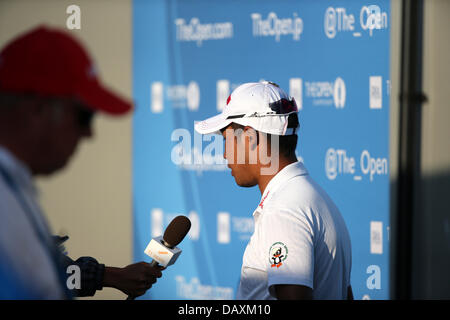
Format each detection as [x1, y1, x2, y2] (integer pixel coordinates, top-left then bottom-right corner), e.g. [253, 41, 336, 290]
[117, 215, 191, 299]
[103, 262, 164, 298]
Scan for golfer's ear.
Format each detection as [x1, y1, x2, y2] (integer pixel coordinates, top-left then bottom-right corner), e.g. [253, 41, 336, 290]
[243, 126, 258, 149]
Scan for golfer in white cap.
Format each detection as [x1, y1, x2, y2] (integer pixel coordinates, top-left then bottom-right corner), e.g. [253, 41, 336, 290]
[195, 81, 353, 300]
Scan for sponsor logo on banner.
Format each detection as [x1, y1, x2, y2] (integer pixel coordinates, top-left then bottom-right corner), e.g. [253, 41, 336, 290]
[151, 208, 164, 237]
[370, 221, 383, 254]
[216, 80, 230, 112]
[175, 17, 233, 47]
[289, 78, 303, 110]
[150, 81, 200, 113]
[217, 212, 254, 244]
[216, 80, 242, 111]
[217, 212, 230, 244]
[151, 209, 200, 241]
[188, 211, 200, 241]
[151, 82, 164, 113]
[324, 5, 388, 39]
[369, 76, 382, 109]
[325, 148, 388, 182]
[305, 77, 346, 108]
[251, 12, 303, 42]
[175, 276, 234, 299]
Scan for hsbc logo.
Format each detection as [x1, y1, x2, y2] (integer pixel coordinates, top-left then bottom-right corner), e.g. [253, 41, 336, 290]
[369, 76, 382, 109]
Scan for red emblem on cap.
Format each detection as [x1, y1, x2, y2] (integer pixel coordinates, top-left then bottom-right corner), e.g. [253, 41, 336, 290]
[226, 95, 231, 105]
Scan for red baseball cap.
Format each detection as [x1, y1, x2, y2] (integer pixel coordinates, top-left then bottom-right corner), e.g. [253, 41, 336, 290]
[0, 25, 132, 115]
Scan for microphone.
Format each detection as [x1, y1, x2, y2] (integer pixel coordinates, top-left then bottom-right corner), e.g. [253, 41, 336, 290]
[156, 215, 192, 251]
[127, 215, 191, 300]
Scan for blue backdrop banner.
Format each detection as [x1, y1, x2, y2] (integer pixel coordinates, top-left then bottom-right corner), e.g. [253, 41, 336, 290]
[132, 0, 390, 300]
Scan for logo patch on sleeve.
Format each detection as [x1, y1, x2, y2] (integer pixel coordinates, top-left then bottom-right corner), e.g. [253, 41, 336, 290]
[269, 242, 288, 268]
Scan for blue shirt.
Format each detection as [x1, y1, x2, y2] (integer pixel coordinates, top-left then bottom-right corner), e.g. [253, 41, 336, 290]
[0, 146, 66, 299]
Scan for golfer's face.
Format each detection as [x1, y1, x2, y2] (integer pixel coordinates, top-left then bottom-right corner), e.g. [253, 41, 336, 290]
[221, 125, 257, 188]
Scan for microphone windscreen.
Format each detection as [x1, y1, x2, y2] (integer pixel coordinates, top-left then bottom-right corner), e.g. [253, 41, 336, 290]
[163, 215, 191, 248]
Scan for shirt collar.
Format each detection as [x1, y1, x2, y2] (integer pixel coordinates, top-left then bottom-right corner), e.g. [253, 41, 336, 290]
[253, 161, 308, 217]
[0, 145, 38, 196]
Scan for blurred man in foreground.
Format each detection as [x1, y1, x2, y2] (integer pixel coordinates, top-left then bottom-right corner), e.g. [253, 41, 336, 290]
[0, 26, 161, 299]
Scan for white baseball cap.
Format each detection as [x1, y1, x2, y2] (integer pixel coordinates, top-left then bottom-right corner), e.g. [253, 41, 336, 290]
[194, 81, 299, 136]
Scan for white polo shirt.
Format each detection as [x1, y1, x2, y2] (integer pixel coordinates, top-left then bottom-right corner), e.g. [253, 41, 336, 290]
[236, 161, 352, 300]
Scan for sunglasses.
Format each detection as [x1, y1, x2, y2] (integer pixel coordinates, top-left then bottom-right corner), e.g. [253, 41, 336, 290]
[76, 107, 95, 128]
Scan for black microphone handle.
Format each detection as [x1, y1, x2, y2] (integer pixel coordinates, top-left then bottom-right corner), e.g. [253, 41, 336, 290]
[126, 260, 159, 300]
[149, 260, 159, 267]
